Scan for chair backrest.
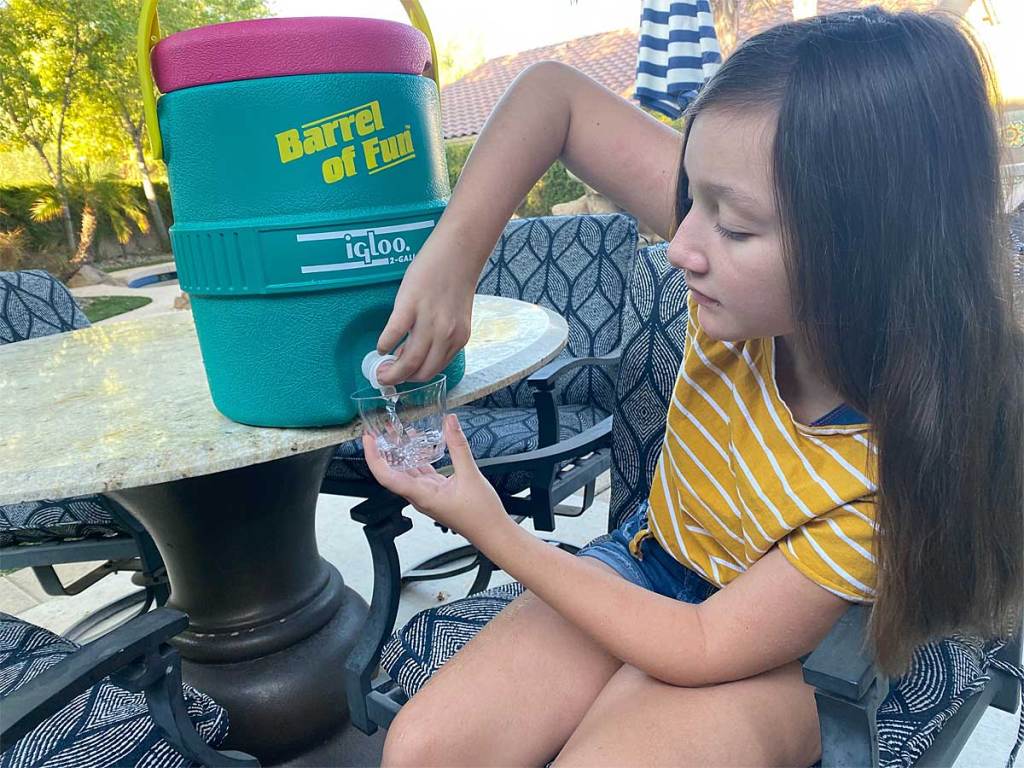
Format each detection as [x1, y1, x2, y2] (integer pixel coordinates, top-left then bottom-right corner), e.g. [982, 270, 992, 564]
[608, 243, 689, 529]
[475, 213, 638, 410]
[0, 270, 89, 345]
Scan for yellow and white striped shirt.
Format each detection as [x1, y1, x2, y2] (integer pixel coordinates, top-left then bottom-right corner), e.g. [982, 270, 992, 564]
[639, 293, 878, 602]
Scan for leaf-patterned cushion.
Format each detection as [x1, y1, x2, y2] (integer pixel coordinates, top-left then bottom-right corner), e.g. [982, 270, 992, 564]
[475, 213, 638, 412]
[0, 497, 126, 548]
[0, 270, 89, 343]
[607, 243, 689, 530]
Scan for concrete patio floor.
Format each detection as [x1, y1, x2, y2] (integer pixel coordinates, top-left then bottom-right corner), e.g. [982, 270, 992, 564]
[1, 268, 1018, 766]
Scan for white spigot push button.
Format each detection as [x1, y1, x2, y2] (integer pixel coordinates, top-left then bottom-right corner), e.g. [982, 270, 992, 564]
[362, 351, 397, 389]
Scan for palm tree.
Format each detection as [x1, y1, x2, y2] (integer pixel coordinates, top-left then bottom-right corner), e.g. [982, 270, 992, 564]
[30, 162, 150, 277]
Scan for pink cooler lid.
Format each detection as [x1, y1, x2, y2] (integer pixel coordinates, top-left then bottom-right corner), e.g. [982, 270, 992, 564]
[152, 17, 430, 93]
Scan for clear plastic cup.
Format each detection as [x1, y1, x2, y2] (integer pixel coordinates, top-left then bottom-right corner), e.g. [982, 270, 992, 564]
[351, 374, 447, 469]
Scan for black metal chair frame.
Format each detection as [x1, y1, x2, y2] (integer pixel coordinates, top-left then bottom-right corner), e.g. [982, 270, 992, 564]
[321, 350, 621, 595]
[1, 497, 169, 642]
[0, 608, 259, 768]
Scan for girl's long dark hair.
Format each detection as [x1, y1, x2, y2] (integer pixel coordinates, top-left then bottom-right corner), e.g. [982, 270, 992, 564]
[678, 7, 1023, 673]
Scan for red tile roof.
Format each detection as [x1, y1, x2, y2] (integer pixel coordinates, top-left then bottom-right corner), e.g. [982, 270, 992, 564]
[440, 28, 638, 140]
[440, 2, 942, 139]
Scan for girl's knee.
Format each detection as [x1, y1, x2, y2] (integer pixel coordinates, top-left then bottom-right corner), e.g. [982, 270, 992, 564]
[381, 697, 472, 768]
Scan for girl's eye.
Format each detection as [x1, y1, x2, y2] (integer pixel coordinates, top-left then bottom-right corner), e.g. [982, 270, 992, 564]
[714, 222, 751, 242]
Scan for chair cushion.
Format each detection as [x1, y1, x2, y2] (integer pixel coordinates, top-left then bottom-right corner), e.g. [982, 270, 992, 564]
[326, 403, 609, 496]
[381, 584, 1021, 768]
[476, 214, 638, 412]
[0, 496, 127, 548]
[0, 614, 229, 768]
[0, 270, 89, 344]
[380, 582, 525, 699]
[877, 635, 1021, 767]
[608, 243, 690, 529]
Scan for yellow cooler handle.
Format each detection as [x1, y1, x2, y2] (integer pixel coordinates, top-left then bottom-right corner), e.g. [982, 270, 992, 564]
[137, 0, 440, 162]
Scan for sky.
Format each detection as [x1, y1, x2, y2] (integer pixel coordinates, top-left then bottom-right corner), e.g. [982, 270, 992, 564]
[267, 0, 641, 60]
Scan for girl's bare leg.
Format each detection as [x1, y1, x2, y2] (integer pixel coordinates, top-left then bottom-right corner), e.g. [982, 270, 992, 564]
[382, 559, 625, 767]
[553, 660, 821, 767]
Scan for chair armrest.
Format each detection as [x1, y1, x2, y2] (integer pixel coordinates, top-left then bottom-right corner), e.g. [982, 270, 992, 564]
[1, 609, 188, 750]
[526, 348, 622, 392]
[526, 349, 620, 447]
[803, 604, 890, 768]
[802, 604, 881, 700]
[474, 416, 613, 476]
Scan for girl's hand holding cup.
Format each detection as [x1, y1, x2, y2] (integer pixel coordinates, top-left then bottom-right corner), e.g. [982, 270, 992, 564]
[362, 414, 508, 542]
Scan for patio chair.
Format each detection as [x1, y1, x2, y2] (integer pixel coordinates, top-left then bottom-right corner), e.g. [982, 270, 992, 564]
[0, 270, 169, 641]
[0, 607, 258, 767]
[343, 243, 1024, 767]
[323, 213, 638, 594]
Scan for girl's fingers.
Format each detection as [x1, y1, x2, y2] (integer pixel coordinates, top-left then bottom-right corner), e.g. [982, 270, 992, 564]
[363, 434, 417, 497]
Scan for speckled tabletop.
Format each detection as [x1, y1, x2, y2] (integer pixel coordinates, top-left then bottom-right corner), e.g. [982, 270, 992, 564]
[0, 295, 567, 505]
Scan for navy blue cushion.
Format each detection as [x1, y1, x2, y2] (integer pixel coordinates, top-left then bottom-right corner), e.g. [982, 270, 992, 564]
[380, 587, 1019, 767]
[0, 270, 89, 344]
[0, 614, 229, 768]
[381, 582, 526, 699]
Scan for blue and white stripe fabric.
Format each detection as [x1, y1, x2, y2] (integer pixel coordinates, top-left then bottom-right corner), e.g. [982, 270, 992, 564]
[635, 0, 722, 118]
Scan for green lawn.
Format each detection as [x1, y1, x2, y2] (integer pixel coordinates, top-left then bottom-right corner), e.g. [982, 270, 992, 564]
[79, 295, 152, 322]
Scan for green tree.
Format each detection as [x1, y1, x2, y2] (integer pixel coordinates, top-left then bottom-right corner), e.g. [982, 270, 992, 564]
[0, 0, 107, 253]
[82, 0, 269, 251]
[436, 36, 485, 87]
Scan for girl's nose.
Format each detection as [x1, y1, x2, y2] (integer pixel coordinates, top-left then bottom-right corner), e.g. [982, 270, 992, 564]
[667, 209, 709, 275]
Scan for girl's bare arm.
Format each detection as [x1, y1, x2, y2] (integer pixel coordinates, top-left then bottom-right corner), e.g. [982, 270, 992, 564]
[478, 520, 850, 686]
[377, 61, 682, 384]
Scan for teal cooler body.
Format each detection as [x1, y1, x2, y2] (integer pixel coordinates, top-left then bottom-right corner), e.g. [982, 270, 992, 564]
[155, 24, 464, 427]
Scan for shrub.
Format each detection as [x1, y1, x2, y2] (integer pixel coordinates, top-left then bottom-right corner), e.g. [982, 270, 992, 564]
[0, 226, 28, 271]
[444, 138, 583, 218]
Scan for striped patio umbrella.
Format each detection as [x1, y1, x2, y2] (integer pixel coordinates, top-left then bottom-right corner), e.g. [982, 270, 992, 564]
[635, 0, 723, 118]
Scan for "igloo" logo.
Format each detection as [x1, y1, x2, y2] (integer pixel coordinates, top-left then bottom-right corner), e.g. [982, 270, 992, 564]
[297, 219, 435, 275]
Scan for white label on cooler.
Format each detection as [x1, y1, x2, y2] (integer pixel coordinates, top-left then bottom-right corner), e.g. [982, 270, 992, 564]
[297, 219, 435, 275]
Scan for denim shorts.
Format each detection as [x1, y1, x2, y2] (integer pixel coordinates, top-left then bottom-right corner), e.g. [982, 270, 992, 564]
[577, 502, 718, 604]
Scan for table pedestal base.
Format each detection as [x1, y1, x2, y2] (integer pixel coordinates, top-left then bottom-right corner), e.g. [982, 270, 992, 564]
[112, 446, 367, 764]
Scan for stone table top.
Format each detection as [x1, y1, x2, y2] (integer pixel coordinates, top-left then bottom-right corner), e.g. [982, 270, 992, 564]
[0, 295, 567, 505]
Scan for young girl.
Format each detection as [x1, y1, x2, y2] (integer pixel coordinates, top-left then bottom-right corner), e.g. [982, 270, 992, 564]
[364, 8, 1023, 766]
